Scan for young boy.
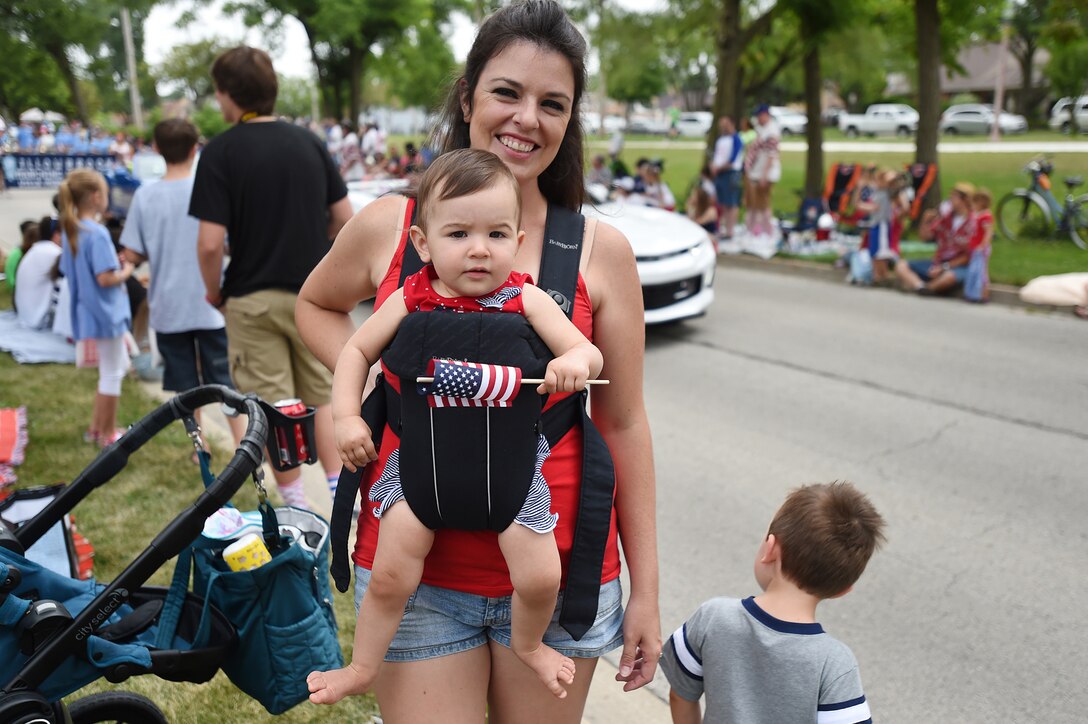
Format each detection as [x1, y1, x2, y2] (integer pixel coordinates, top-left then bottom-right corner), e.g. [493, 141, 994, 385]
[661, 481, 886, 723]
[120, 119, 246, 449]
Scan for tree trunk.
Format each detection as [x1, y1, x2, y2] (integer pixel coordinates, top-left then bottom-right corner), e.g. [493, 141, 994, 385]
[801, 19, 823, 199]
[48, 44, 89, 125]
[301, 21, 334, 119]
[710, 0, 743, 151]
[914, 0, 941, 214]
[1015, 39, 1038, 120]
[348, 41, 362, 124]
[592, 0, 607, 135]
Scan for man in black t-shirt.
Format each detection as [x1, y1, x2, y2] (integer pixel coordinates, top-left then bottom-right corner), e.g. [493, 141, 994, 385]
[191, 46, 353, 510]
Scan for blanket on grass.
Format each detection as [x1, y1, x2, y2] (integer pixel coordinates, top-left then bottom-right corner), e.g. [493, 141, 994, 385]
[0, 311, 75, 364]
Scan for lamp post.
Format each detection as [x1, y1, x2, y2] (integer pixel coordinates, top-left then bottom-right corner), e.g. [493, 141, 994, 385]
[120, 7, 144, 132]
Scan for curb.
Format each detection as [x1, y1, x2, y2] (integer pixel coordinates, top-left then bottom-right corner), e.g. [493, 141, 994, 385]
[718, 253, 1031, 309]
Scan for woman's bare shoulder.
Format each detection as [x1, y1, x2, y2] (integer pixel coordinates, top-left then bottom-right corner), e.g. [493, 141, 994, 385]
[304, 194, 409, 306]
[338, 194, 410, 257]
[586, 218, 635, 272]
[583, 218, 638, 312]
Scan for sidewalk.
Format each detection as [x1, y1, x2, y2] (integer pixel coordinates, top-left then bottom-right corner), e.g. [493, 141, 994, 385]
[140, 379, 673, 723]
[0, 188, 57, 256]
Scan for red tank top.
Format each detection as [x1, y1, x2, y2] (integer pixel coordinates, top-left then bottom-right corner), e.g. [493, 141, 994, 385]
[352, 200, 621, 596]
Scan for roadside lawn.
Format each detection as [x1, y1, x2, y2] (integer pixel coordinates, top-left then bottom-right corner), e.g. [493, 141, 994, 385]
[0, 289, 378, 723]
[579, 142, 1088, 286]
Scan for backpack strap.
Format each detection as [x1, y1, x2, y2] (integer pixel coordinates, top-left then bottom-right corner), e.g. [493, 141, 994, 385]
[537, 203, 585, 319]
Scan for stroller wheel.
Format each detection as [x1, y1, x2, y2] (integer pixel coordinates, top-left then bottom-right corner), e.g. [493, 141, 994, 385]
[67, 692, 167, 724]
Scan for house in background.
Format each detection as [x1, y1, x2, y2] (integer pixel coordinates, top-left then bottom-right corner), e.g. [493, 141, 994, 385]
[882, 42, 1051, 118]
[940, 43, 1050, 116]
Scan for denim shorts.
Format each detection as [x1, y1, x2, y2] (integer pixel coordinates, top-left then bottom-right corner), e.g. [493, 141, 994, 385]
[908, 258, 967, 285]
[714, 169, 742, 207]
[155, 328, 234, 392]
[353, 565, 624, 662]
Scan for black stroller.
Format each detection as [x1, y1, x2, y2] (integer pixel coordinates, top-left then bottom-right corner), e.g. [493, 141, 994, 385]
[0, 385, 319, 723]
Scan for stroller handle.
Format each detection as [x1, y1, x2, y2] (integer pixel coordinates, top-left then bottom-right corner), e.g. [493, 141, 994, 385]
[4, 385, 268, 695]
[14, 385, 266, 549]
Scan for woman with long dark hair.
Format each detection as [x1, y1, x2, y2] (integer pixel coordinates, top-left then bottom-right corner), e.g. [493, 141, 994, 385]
[297, 2, 660, 720]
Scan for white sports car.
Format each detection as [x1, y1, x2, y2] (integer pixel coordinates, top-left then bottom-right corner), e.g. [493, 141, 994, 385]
[347, 179, 716, 325]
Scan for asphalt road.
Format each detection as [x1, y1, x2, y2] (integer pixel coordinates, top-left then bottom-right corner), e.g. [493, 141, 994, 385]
[634, 264, 1086, 721]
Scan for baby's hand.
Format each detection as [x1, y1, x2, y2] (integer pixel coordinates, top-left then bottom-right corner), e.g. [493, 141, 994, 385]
[335, 416, 377, 472]
[538, 354, 591, 395]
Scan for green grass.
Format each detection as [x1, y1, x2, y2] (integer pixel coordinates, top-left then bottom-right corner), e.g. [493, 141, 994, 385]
[577, 140, 1088, 285]
[0, 290, 378, 723]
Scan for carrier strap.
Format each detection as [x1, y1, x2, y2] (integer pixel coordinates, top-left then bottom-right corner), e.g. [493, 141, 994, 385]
[330, 378, 394, 592]
[541, 392, 616, 640]
[397, 199, 423, 287]
[537, 204, 585, 320]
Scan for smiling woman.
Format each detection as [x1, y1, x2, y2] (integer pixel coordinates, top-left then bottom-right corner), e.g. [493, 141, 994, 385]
[295, 1, 661, 721]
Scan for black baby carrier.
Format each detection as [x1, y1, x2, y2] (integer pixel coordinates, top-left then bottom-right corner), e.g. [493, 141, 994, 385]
[331, 201, 616, 639]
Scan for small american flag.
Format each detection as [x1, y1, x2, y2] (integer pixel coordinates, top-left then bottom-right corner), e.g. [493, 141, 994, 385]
[420, 359, 522, 408]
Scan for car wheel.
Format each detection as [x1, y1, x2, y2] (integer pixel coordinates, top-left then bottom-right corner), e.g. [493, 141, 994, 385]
[945, 127, 958, 135]
[845, 127, 859, 138]
[896, 126, 910, 137]
[1061, 121, 1072, 134]
[781, 128, 793, 137]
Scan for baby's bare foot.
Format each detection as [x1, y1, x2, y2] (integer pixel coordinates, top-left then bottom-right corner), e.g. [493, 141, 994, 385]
[306, 663, 377, 705]
[515, 644, 576, 699]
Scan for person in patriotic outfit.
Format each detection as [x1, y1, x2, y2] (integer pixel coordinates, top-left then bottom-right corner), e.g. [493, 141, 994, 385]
[308, 149, 603, 705]
[660, 482, 886, 724]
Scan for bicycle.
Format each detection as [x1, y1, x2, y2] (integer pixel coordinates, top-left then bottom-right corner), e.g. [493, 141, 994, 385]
[996, 157, 1088, 249]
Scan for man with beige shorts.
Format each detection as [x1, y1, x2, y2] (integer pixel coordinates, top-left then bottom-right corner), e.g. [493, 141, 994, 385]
[191, 46, 354, 509]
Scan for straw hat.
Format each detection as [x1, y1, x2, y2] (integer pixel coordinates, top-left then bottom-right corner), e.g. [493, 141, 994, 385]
[952, 181, 976, 197]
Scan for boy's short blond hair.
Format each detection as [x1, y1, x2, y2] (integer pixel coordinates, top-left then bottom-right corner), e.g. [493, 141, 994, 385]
[768, 481, 886, 599]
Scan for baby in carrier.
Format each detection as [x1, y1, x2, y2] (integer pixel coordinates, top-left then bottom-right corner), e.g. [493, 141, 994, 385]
[307, 149, 603, 702]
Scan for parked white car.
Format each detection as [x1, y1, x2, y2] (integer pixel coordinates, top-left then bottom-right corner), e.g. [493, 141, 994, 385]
[626, 115, 672, 135]
[585, 185, 715, 324]
[1048, 96, 1088, 133]
[672, 111, 713, 138]
[347, 179, 716, 325]
[770, 107, 807, 136]
[940, 104, 1027, 135]
[838, 104, 919, 137]
[582, 111, 627, 134]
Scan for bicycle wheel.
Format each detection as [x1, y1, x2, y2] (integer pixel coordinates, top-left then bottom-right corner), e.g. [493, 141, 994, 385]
[67, 691, 167, 724]
[997, 191, 1050, 241]
[1068, 194, 1088, 250]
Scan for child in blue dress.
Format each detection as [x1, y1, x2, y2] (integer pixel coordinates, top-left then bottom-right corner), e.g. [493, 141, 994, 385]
[58, 168, 136, 447]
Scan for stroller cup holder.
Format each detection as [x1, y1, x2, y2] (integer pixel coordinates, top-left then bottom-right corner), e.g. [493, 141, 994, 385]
[256, 399, 317, 471]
